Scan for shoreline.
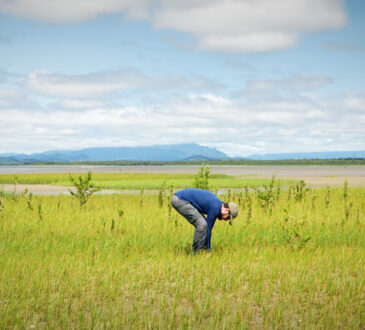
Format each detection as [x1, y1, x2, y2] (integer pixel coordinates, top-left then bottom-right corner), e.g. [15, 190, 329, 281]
[1, 165, 364, 194]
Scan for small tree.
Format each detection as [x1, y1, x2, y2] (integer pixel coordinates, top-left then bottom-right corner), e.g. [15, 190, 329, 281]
[193, 163, 210, 191]
[69, 171, 101, 207]
[293, 180, 309, 201]
[254, 175, 277, 213]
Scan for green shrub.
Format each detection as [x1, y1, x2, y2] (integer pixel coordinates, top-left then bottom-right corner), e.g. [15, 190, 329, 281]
[69, 171, 101, 207]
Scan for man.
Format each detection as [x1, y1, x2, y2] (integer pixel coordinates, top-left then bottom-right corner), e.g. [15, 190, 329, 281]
[171, 188, 238, 253]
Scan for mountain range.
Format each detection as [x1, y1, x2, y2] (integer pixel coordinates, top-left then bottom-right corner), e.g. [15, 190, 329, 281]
[0, 144, 229, 164]
[0, 144, 364, 164]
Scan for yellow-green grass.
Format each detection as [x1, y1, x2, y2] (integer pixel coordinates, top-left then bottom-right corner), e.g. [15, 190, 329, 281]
[0, 185, 364, 329]
[0, 173, 296, 190]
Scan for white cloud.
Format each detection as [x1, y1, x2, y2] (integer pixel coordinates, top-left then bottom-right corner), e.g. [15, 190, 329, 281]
[53, 99, 110, 110]
[0, 87, 38, 109]
[0, 0, 145, 24]
[1, 67, 363, 156]
[2, 87, 364, 156]
[189, 93, 231, 105]
[0, 0, 347, 53]
[343, 94, 365, 112]
[198, 32, 297, 53]
[26, 70, 147, 98]
[24, 70, 222, 99]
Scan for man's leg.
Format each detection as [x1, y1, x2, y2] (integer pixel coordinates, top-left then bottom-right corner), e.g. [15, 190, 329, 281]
[171, 195, 207, 252]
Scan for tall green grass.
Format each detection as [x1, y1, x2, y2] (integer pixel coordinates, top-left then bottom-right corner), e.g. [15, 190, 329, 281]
[0, 183, 364, 328]
[0, 173, 296, 190]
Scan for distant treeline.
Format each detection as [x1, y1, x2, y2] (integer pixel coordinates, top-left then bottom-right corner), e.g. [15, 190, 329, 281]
[12, 158, 365, 166]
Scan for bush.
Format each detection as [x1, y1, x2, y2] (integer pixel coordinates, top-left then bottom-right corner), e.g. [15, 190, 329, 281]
[69, 171, 101, 207]
[193, 163, 210, 191]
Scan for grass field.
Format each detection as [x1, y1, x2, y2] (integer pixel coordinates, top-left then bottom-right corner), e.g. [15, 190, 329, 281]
[0, 173, 297, 190]
[0, 176, 364, 328]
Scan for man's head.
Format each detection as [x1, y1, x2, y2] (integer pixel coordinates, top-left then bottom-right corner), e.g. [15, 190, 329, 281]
[220, 202, 239, 225]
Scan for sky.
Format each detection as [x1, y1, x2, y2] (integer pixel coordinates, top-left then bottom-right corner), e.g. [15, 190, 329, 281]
[0, 0, 364, 157]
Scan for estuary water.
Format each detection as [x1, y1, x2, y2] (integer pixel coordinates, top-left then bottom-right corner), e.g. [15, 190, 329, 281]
[0, 165, 365, 177]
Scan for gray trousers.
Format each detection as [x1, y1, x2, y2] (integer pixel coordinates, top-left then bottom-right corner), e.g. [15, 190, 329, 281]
[171, 195, 207, 252]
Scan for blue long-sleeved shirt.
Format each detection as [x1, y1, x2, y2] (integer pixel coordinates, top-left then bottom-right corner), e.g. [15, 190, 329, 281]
[175, 188, 223, 251]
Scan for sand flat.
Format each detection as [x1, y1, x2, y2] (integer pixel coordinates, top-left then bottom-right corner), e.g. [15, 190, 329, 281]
[1, 165, 364, 194]
[1, 164, 364, 194]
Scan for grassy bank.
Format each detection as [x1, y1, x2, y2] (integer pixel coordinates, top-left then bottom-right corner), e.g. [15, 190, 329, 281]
[0, 182, 364, 328]
[0, 173, 297, 190]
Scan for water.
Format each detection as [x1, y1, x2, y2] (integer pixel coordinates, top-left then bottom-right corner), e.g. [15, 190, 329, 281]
[1, 165, 365, 176]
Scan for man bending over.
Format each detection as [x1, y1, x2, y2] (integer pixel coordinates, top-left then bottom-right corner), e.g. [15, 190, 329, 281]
[171, 188, 238, 253]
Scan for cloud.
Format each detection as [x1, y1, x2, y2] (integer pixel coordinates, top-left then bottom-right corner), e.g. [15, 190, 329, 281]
[25, 70, 223, 98]
[343, 93, 365, 112]
[1, 67, 363, 156]
[189, 93, 231, 105]
[0, 87, 39, 109]
[26, 70, 147, 98]
[0, 0, 144, 24]
[198, 32, 297, 53]
[0, 0, 347, 53]
[1, 88, 364, 155]
[51, 99, 111, 110]
[241, 74, 333, 98]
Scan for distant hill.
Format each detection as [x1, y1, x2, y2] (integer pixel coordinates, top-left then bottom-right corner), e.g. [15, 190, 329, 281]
[0, 144, 230, 163]
[247, 150, 365, 160]
[0, 156, 19, 165]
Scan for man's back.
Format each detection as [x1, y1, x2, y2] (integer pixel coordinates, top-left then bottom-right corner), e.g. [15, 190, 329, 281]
[175, 188, 222, 216]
